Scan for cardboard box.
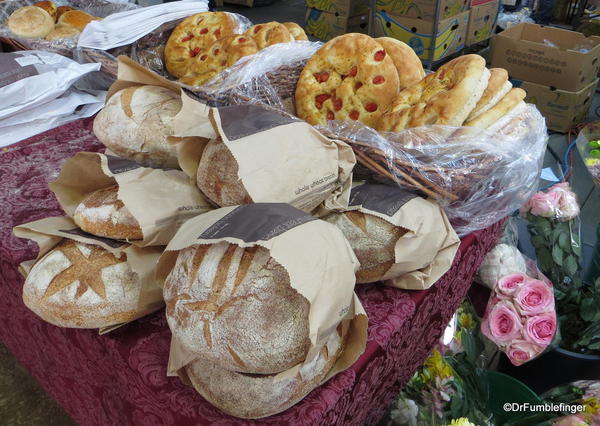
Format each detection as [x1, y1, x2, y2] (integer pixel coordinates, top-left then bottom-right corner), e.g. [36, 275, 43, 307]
[490, 23, 600, 92]
[305, 8, 369, 40]
[373, 10, 469, 61]
[466, 0, 499, 45]
[375, 0, 469, 21]
[513, 79, 598, 132]
[305, 0, 369, 16]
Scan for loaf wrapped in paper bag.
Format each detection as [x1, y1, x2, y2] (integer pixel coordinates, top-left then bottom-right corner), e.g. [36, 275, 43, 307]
[324, 183, 460, 289]
[13, 216, 164, 332]
[49, 152, 212, 246]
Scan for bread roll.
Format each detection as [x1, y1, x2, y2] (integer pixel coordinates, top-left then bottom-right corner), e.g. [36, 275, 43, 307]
[324, 210, 406, 283]
[23, 240, 143, 328]
[93, 86, 180, 169]
[56, 5, 74, 20]
[164, 242, 311, 374]
[45, 25, 81, 40]
[185, 329, 342, 419]
[57, 10, 98, 32]
[195, 139, 252, 207]
[7, 6, 55, 39]
[73, 185, 143, 240]
[33, 1, 57, 21]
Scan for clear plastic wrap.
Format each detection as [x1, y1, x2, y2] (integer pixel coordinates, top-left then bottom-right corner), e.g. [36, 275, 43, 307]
[0, 0, 138, 56]
[497, 7, 535, 30]
[575, 121, 600, 187]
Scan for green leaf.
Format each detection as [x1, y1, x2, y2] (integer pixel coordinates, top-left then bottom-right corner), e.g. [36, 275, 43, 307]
[531, 235, 546, 247]
[538, 247, 554, 271]
[558, 232, 570, 250]
[580, 298, 598, 322]
[564, 255, 579, 277]
[540, 221, 553, 238]
[552, 244, 564, 266]
[572, 241, 582, 257]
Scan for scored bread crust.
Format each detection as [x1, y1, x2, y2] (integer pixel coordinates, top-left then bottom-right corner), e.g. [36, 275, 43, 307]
[33, 1, 57, 21]
[244, 22, 294, 49]
[464, 88, 526, 129]
[375, 37, 425, 89]
[165, 12, 238, 78]
[180, 34, 259, 87]
[73, 185, 143, 241]
[283, 22, 308, 41]
[195, 138, 253, 207]
[324, 210, 406, 284]
[22, 240, 143, 328]
[164, 242, 311, 374]
[8, 6, 55, 39]
[93, 85, 180, 169]
[185, 329, 343, 419]
[57, 10, 98, 32]
[377, 54, 489, 132]
[467, 68, 511, 121]
[45, 25, 80, 40]
[295, 33, 400, 127]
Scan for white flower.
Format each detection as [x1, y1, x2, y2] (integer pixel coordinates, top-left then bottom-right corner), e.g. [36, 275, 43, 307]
[477, 244, 527, 289]
[389, 398, 419, 426]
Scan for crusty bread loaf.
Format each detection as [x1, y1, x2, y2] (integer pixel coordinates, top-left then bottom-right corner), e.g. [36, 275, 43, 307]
[195, 139, 253, 207]
[57, 10, 98, 32]
[33, 1, 57, 21]
[73, 185, 143, 240]
[93, 85, 180, 169]
[45, 25, 80, 40]
[22, 240, 143, 328]
[56, 5, 74, 20]
[467, 68, 511, 121]
[324, 210, 406, 283]
[244, 22, 294, 50]
[185, 329, 342, 419]
[7, 6, 55, 39]
[375, 37, 425, 89]
[283, 22, 308, 41]
[164, 242, 311, 374]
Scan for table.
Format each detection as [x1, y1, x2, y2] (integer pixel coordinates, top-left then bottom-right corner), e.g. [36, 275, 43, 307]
[0, 118, 505, 425]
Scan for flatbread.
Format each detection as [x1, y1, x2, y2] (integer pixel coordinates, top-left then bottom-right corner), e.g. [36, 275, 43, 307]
[464, 88, 527, 128]
[295, 33, 400, 127]
[283, 22, 308, 41]
[467, 68, 512, 121]
[244, 22, 293, 49]
[375, 37, 425, 89]
[376, 54, 489, 132]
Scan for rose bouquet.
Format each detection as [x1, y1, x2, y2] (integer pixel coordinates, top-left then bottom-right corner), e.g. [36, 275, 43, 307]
[481, 270, 557, 366]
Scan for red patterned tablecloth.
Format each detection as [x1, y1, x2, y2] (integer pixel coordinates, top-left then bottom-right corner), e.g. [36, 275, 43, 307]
[0, 118, 505, 426]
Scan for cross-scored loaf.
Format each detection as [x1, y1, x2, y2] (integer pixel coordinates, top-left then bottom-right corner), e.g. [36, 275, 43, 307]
[164, 242, 311, 374]
[23, 240, 142, 328]
[296, 33, 400, 127]
[244, 22, 294, 50]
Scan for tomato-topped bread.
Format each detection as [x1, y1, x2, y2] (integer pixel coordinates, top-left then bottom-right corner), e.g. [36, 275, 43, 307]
[283, 22, 308, 41]
[244, 22, 294, 50]
[295, 33, 400, 127]
[165, 12, 239, 78]
[180, 34, 259, 87]
[466, 68, 512, 121]
[375, 37, 425, 89]
[377, 54, 489, 132]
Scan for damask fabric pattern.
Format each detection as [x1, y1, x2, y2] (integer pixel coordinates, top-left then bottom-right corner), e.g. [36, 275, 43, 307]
[0, 118, 505, 425]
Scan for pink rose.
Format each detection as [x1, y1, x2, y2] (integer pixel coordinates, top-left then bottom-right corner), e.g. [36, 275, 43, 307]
[484, 301, 523, 344]
[497, 273, 528, 296]
[524, 313, 556, 346]
[547, 183, 580, 221]
[507, 340, 539, 366]
[526, 191, 560, 217]
[515, 279, 555, 315]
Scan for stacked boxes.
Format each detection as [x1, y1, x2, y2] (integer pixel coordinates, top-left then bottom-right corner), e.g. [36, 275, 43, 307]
[491, 23, 600, 132]
[466, 0, 499, 46]
[305, 0, 370, 40]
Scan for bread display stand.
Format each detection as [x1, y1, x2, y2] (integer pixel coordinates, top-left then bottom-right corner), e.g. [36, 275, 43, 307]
[1, 117, 506, 424]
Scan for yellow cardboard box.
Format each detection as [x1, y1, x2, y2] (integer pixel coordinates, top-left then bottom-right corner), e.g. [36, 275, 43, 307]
[305, 8, 369, 41]
[514, 79, 598, 133]
[305, 0, 369, 16]
[466, 0, 499, 45]
[373, 10, 469, 61]
[375, 0, 469, 21]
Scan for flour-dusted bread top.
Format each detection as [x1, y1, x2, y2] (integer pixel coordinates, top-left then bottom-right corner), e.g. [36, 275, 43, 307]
[8, 6, 55, 39]
[185, 328, 342, 419]
[73, 185, 142, 240]
[375, 37, 425, 89]
[377, 54, 490, 132]
[324, 210, 406, 283]
[23, 240, 142, 328]
[93, 85, 181, 169]
[164, 242, 311, 374]
[295, 33, 400, 127]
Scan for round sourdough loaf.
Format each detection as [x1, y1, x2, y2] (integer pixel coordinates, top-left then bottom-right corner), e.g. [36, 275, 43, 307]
[324, 210, 406, 283]
[33, 1, 57, 21]
[73, 185, 143, 240]
[56, 5, 74, 20]
[7, 6, 55, 39]
[57, 10, 98, 32]
[93, 85, 180, 169]
[195, 138, 253, 207]
[185, 328, 342, 419]
[164, 242, 311, 374]
[23, 240, 142, 328]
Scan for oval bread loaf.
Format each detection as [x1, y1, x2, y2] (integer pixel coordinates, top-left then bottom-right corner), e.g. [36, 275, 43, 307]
[23, 240, 143, 328]
[164, 242, 311, 374]
[93, 85, 180, 169]
[57, 10, 98, 32]
[73, 185, 143, 241]
[7, 6, 55, 39]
